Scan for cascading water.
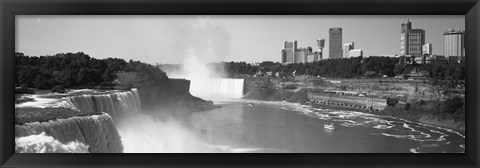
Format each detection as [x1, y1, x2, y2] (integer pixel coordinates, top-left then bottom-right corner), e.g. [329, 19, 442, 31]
[64, 89, 142, 121]
[15, 113, 123, 153]
[213, 79, 245, 99]
[15, 89, 142, 153]
[190, 78, 245, 99]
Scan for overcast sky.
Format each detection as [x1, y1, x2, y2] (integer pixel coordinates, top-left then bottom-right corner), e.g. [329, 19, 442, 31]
[16, 15, 464, 64]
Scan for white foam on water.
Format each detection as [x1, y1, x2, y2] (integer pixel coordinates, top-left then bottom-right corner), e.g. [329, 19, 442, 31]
[202, 144, 289, 153]
[373, 125, 393, 129]
[16, 94, 61, 108]
[410, 148, 421, 153]
[224, 99, 464, 153]
[401, 122, 433, 139]
[389, 116, 465, 138]
[15, 132, 89, 153]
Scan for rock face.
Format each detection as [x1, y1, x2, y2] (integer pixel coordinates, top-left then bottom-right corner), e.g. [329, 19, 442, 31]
[137, 79, 218, 113]
[243, 77, 292, 101]
[15, 113, 123, 153]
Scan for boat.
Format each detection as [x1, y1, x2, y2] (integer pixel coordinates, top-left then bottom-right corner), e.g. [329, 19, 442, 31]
[324, 123, 335, 130]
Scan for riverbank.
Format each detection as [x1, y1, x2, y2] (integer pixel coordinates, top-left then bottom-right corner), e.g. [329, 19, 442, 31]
[242, 77, 465, 133]
[371, 98, 465, 132]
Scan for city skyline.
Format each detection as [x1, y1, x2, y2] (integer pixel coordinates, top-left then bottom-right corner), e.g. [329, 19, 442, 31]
[17, 15, 464, 65]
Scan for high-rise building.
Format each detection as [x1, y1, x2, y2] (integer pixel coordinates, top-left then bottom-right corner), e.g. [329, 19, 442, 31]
[408, 29, 425, 56]
[400, 19, 425, 57]
[422, 43, 432, 55]
[295, 47, 314, 63]
[282, 41, 297, 64]
[282, 41, 318, 64]
[443, 28, 465, 58]
[344, 42, 354, 58]
[400, 19, 412, 55]
[329, 28, 343, 59]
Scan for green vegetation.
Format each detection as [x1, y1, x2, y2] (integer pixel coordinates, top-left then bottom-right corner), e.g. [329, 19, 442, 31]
[51, 85, 67, 93]
[15, 86, 35, 94]
[285, 88, 313, 104]
[376, 96, 465, 131]
[243, 78, 292, 101]
[285, 84, 298, 90]
[165, 57, 465, 88]
[16, 52, 168, 90]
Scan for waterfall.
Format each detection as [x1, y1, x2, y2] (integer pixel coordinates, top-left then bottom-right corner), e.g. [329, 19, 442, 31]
[212, 79, 245, 99]
[64, 89, 141, 121]
[190, 78, 245, 99]
[15, 113, 123, 153]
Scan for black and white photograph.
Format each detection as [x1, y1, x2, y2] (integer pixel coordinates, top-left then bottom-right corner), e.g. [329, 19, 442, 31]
[14, 15, 466, 153]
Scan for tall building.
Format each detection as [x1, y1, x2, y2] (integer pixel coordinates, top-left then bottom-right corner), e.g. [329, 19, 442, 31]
[329, 28, 343, 59]
[443, 28, 465, 58]
[422, 43, 432, 55]
[281, 41, 318, 64]
[282, 41, 297, 64]
[344, 42, 354, 58]
[400, 19, 425, 57]
[295, 47, 311, 63]
[400, 19, 412, 55]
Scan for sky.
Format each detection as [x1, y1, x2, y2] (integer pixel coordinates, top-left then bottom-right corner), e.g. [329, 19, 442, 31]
[16, 15, 464, 65]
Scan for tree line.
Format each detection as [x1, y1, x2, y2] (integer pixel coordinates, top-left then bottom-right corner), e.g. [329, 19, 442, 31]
[16, 52, 168, 90]
[211, 57, 465, 81]
[157, 56, 465, 82]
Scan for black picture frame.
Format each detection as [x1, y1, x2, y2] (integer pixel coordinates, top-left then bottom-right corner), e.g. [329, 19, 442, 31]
[1, 0, 479, 167]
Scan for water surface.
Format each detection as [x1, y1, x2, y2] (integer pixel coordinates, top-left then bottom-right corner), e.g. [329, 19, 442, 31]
[188, 99, 465, 153]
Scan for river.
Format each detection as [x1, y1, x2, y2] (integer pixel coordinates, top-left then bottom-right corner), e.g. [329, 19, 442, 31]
[182, 99, 465, 153]
[118, 97, 465, 153]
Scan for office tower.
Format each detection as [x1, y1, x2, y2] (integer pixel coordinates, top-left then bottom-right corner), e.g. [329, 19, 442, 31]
[400, 19, 425, 57]
[329, 28, 343, 59]
[408, 29, 425, 56]
[282, 40, 297, 63]
[443, 28, 465, 58]
[294, 47, 310, 63]
[344, 42, 354, 58]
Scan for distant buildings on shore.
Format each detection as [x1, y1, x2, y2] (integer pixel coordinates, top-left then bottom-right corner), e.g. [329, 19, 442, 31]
[344, 42, 363, 58]
[344, 42, 354, 58]
[443, 28, 465, 58]
[400, 19, 425, 57]
[281, 40, 321, 64]
[398, 19, 465, 65]
[281, 27, 365, 64]
[422, 43, 432, 55]
[349, 49, 363, 57]
[280, 19, 464, 65]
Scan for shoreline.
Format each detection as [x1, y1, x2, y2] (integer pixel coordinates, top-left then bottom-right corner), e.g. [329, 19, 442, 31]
[240, 98, 465, 135]
[308, 101, 465, 134]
